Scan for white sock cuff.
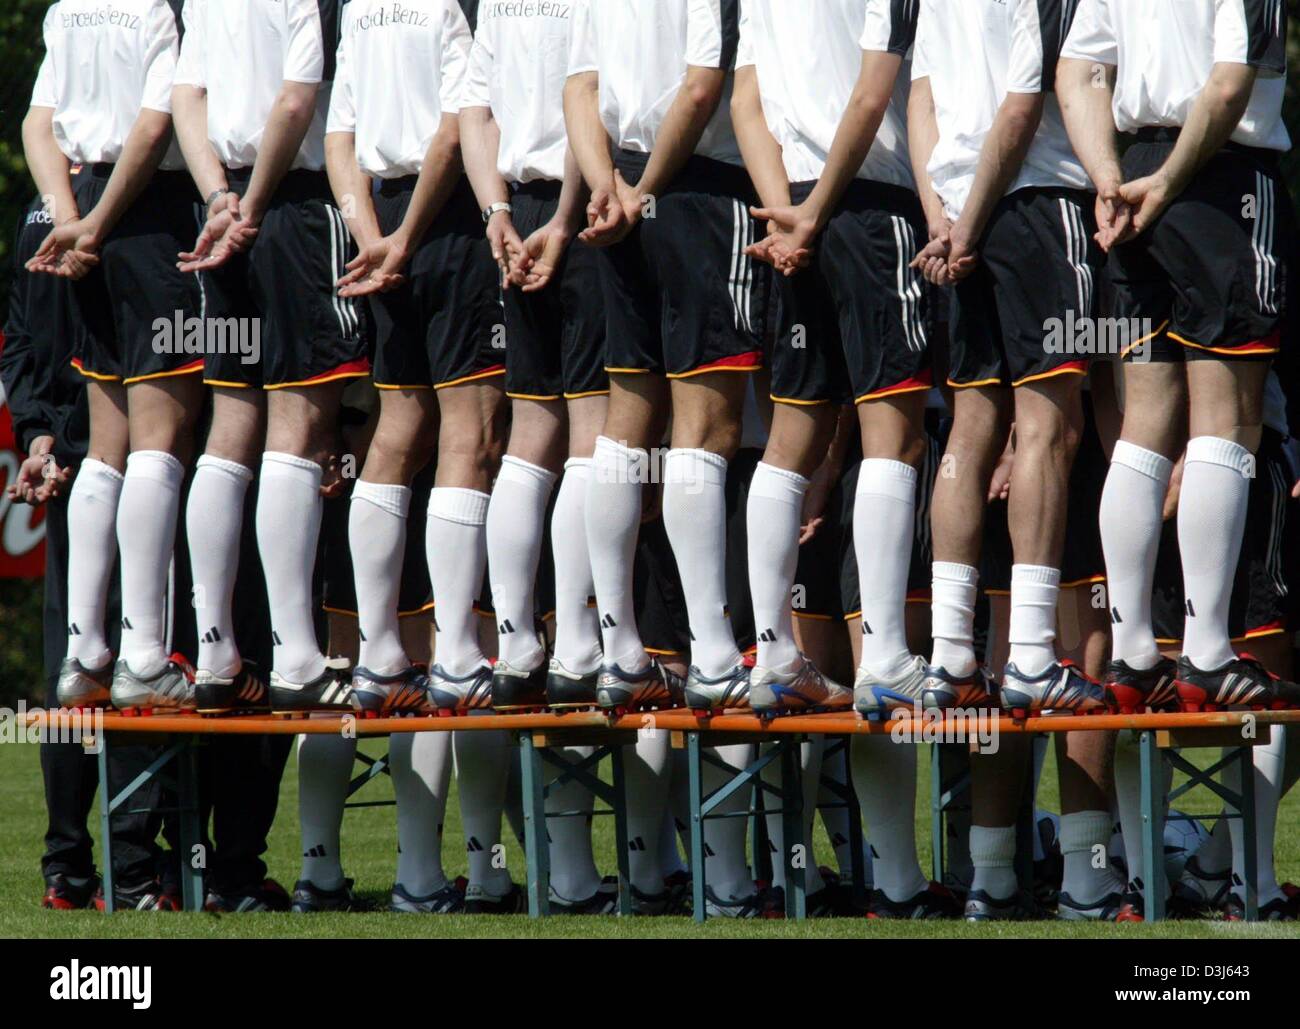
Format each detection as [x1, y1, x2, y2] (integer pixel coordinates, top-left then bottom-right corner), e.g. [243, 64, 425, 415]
[262, 451, 323, 486]
[592, 435, 647, 482]
[125, 449, 184, 484]
[933, 562, 979, 587]
[563, 457, 594, 476]
[969, 825, 1016, 867]
[195, 454, 254, 483]
[663, 448, 728, 488]
[80, 458, 125, 488]
[1059, 810, 1113, 855]
[1185, 436, 1252, 475]
[856, 458, 918, 503]
[353, 480, 411, 519]
[430, 487, 490, 526]
[750, 461, 809, 502]
[1011, 564, 1062, 588]
[498, 455, 558, 493]
[1112, 440, 1174, 483]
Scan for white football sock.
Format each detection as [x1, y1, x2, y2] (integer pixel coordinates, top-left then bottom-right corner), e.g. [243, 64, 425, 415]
[851, 736, 927, 902]
[427, 487, 490, 677]
[551, 459, 603, 674]
[969, 825, 1018, 900]
[703, 743, 756, 902]
[258, 453, 326, 683]
[746, 462, 808, 672]
[116, 450, 184, 676]
[1223, 724, 1285, 906]
[1008, 564, 1061, 677]
[658, 805, 687, 878]
[350, 480, 411, 674]
[587, 436, 649, 670]
[297, 731, 355, 890]
[818, 744, 873, 886]
[187, 456, 252, 678]
[1060, 809, 1123, 904]
[454, 722, 512, 894]
[1179, 437, 1251, 670]
[662, 449, 741, 678]
[931, 562, 979, 677]
[390, 731, 452, 896]
[65, 458, 123, 668]
[1101, 442, 1172, 669]
[487, 457, 556, 668]
[761, 737, 822, 891]
[1113, 731, 1172, 889]
[855, 460, 918, 681]
[546, 746, 601, 902]
[624, 729, 671, 894]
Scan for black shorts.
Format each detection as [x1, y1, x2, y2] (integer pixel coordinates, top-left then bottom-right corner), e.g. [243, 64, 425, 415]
[369, 176, 504, 391]
[949, 186, 1101, 389]
[797, 412, 942, 622]
[598, 149, 767, 378]
[981, 396, 1108, 594]
[770, 179, 933, 406]
[1151, 428, 1292, 646]
[503, 180, 608, 401]
[198, 168, 369, 390]
[70, 166, 204, 385]
[1111, 134, 1292, 364]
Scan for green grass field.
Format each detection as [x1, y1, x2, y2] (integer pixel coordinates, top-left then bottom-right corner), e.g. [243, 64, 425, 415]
[2, 732, 1298, 939]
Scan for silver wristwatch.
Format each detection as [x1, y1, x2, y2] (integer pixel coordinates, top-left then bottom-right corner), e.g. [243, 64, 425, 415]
[482, 201, 513, 224]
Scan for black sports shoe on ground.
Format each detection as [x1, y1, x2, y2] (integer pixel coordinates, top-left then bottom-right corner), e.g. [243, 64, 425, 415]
[464, 881, 526, 914]
[1224, 893, 1297, 922]
[94, 879, 181, 912]
[549, 876, 619, 914]
[291, 878, 358, 913]
[196, 662, 271, 715]
[964, 889, 1042, 921]
[1104, 656, 1179, 713]
[390, 879, 466, 913]
[42, 873, 101, 910]
[867, 882, 961, 919]
[271, 660, 357, 715]
[491, 657, 549, 711]
[545, 659, 600, 709]
[204, 878, 292, 912]
[1174, 654, 1288, 712]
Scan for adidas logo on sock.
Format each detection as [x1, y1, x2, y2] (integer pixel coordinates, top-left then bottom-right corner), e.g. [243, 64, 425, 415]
[201, 626, 222, 644]
[628, 837, 646, 852]
[1111, 606, 1122, 625]
[1185, 599, 1196, 618]
[862, 619, 873, 635]
[466, 836, 484, 853]
[303, 845, 328, 858]
[67, 623, 81, 637]
[499, 619, 515, 635]
[271, 631, 283, 646]
[703, 844, 715, 858]
[759, 628, 776, 643]
[120, 617, 133, 630]
[601, 614, 617, 629]
[358, 628, 367, 642]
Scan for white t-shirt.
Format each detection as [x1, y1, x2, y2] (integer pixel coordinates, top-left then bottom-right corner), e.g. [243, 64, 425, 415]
[326, 0, 472, 179]
[462, 0, 576, 183]
[32, 0, 186, 171]
[1062, 0, 1290, 152]
[912, 0, 1091, 221]
[736, 0, 915, 189]
[567, 0, 743, 166]
[173, 0, 338, 171]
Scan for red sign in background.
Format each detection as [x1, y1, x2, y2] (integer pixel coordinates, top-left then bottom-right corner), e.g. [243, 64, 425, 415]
[0, 402, 47, 578]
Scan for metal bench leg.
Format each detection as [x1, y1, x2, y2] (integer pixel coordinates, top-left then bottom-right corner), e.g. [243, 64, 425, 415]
[1139, 731, 1167, 921]
[610, 744, 633, 917]
[519, 733, 550, 917]
[687, 732, 706, 923]
[97, 734, 114, 914]
[177, 739, 204, 912]
[1239, 746, 1258, 922]
[782, 738, 806, 921]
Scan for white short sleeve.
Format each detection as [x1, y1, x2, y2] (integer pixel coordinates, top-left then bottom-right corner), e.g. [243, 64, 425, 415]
[687, 0, 738, 71]
[325, 14, 355, 133]
[1214, 0, 1287, 77]
[911, 0, 937, 80]
[463, 22, 494, 108]
[567, 0, 598, 76]
[283, 0, 326, 85]
[140, 1, 180, 114]
[861, 0, 920, 57]
[1060, 0, 1118, 66]
[1007, 0, 1047, 94]
[440, 1, 474, 113]
[735, 0, 754, 70]
[31, 54, 56, 108]
[173, 0, 207, 89]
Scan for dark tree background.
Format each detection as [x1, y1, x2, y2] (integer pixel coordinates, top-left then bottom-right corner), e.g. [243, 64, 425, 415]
[0, 2, 1298, 702]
